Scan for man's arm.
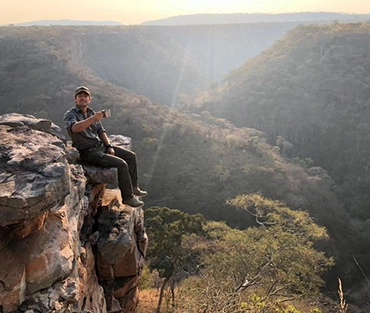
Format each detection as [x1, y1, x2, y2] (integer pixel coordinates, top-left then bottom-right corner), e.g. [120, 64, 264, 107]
[71, 111, 104, 133]
[99, 131, 111, 146]
[99, 131, 115, 155]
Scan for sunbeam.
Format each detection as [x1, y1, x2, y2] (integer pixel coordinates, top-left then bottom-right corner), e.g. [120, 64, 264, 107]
[145, 56, 187, 191]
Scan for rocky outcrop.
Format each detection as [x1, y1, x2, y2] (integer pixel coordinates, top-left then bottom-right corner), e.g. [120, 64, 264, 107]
[0, 114, 147, 313]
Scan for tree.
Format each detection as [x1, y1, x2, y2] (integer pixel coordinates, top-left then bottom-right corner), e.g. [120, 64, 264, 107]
[144, 207, 205, 313]
[178, 194, 333, 312]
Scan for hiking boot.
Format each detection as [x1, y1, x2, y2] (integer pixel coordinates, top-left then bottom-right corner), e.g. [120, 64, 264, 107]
[133, 187, 148, 197]
[123, 197, 144, 207]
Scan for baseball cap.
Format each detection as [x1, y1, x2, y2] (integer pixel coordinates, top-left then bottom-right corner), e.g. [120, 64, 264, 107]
[74, 86, 91, 97]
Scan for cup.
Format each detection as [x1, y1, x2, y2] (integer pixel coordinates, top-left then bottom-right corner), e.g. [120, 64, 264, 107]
[102, 109, 111, 118]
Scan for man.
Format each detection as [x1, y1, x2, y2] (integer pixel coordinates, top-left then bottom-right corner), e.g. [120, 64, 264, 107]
[63, 86, 147, 207]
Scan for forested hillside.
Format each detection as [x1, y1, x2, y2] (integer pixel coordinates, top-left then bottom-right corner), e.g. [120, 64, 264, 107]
[0, 22, 304, 107]
[0, 25, 349, 230]
[189, 22, 370, 296]
[0, 24, 368, 307]
[191, 22, 370, 219]
[0, 25, 209, 109]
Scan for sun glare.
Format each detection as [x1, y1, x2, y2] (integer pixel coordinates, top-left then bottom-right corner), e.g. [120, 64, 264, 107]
[2, 0, 370, 25]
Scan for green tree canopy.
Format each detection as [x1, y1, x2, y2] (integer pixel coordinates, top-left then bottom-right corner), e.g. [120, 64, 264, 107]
[178, 194, 334, 312]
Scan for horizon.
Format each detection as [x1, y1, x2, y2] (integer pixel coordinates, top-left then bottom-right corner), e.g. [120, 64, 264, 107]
[2, 0, 370, 25]
[6, 11, 368, 24]
[3, 11, 370, 26]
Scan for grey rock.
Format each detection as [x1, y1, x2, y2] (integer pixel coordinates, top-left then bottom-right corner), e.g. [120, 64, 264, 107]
[97, 208, 132, 264]
[83, 164, 118, 185]
[0, 118, 69, 227]
[0, 113, 66, 142]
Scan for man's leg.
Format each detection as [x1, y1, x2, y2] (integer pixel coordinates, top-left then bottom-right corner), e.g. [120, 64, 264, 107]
[112, 146, 138, 188]
[82, 146, 134, 201]
[113, 146, 147, 197]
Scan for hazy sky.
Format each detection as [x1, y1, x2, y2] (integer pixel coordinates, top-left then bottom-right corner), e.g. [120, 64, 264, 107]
[2, 0, 370, 25]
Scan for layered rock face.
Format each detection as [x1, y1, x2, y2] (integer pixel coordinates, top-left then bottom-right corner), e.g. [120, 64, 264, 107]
[0, 114, 147, 313]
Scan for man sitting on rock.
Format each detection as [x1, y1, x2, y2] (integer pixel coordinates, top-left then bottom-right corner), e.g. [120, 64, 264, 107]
[63, 86, 147, 207]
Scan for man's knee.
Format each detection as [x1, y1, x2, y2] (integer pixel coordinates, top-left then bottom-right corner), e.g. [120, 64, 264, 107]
[115, 147, 136, 159]
[116, 159, 128, 169]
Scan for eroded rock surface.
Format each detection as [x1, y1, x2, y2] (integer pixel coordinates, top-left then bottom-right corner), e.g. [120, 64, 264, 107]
[0, 114, 147, 313]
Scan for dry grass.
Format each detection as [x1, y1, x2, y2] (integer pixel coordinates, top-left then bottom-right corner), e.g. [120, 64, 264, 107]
[135, 282, 351, 313]
[136, 288, 159, 313]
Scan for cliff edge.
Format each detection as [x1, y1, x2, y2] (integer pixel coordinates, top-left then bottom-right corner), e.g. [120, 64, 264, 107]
[0, 114, 147, 313]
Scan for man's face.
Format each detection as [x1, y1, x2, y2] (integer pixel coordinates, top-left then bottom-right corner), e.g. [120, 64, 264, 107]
[75, 92, 91, 108]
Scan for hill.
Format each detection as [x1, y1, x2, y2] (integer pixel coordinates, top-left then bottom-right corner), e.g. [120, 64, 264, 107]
[0, 25, 208, 108]
[0, 22, 299, 105]
[140, 13, 370, 84]
[189, 22, 370, 267]
[0, 24, 367, 297]
[142, 12, 370, 26]
[0, 25, 339, 224]
[0, 22, 324, 104]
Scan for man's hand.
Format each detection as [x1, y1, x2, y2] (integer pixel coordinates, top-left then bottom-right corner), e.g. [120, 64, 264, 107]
[93, 111, 105, 121]
[107, 147, 115, 155]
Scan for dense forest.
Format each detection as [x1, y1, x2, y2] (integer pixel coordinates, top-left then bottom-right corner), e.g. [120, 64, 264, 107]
[0, 21, 370, 311]
[190, 22, 370, 221]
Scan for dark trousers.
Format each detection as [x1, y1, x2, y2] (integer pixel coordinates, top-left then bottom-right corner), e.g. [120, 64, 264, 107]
[80, 144, 138, 201]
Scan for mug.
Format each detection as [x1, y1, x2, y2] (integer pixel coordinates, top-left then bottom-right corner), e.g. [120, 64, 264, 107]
[102, 109, 111, 118]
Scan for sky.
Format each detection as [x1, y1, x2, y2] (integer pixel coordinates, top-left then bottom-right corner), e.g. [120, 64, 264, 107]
[2, 0, 370, 25]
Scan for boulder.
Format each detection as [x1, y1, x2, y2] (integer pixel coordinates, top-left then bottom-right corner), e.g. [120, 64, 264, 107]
[0, 113, 66, 142]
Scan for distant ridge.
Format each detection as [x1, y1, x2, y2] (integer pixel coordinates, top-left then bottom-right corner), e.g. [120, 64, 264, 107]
[142, 12, 370, 25]
[5, 19, 123, 26]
